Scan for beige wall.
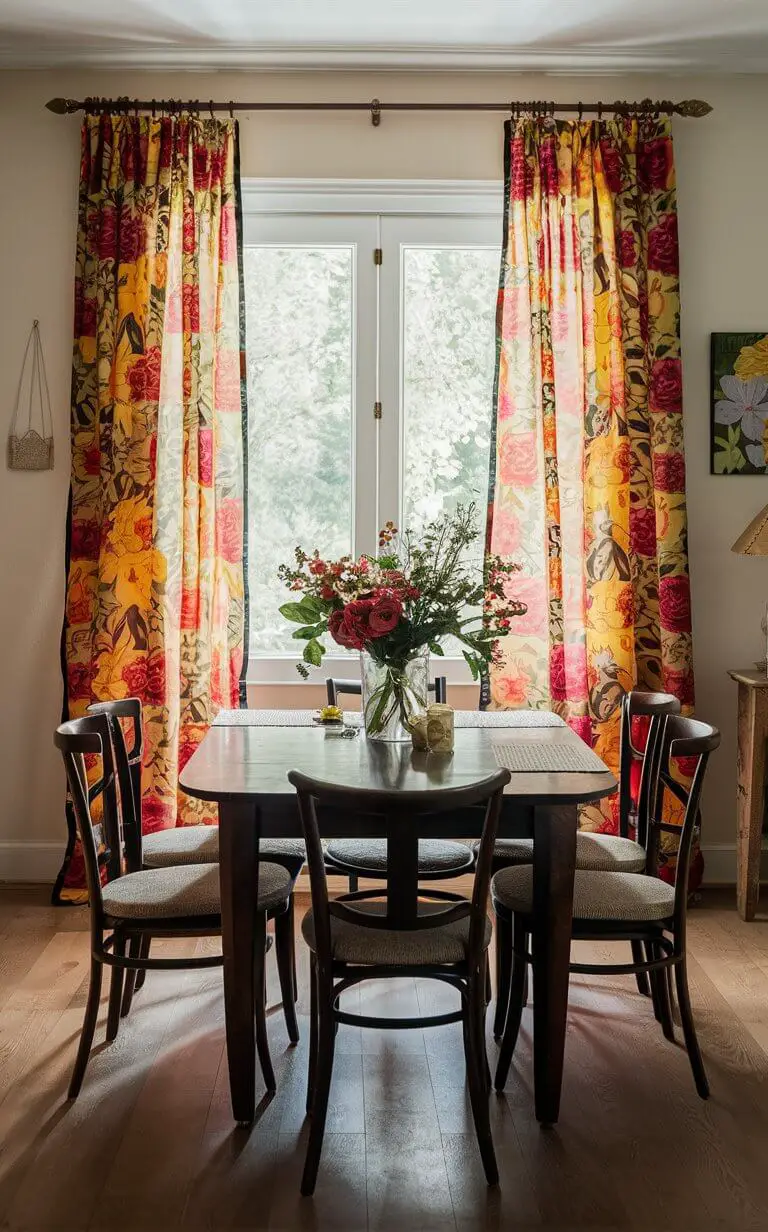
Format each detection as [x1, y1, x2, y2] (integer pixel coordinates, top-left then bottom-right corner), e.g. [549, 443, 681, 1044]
[1, 68, 766, 882]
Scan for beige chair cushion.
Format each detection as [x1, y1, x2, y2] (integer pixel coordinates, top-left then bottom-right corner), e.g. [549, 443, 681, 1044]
[142, 825, 306, 872]
[491, 866, 675, 923]
[325, 838, 473, 875]
[102, 861, 291, 920]
[301, 900, 492, 965]
[474, 831, 646, 874]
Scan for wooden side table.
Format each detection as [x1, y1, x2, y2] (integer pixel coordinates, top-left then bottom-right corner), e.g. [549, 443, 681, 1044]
[728, 669, 768, 920]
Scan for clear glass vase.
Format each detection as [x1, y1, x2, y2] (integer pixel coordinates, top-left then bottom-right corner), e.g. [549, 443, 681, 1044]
[360, 648, 429, 742]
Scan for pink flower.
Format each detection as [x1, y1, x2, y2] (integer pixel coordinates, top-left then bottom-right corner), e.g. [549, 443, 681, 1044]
[550, 643, 567, 700]
[491, 508, 522, 556]
[214, 350, 241, 412]
[499, 432, 538, 488]
[494, 668, 531, 706]
[368, 592, 403, 636]
[653, 451, 686, 494]
[567, 714, 593, 745]
[564, 642, 587, 700]
[506, 575, 547, 638]
[198, 429, 213, 486]
[215, 499, 243, 564]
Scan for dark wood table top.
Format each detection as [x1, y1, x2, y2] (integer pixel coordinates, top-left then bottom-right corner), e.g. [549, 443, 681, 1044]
[181, 721, 616, 807]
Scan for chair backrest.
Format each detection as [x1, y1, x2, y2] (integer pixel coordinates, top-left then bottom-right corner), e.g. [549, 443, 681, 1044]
[288, 767, 510, 972]
[88, 699, 144, 871]
[643, 715, 720, 926]
[326, 675, 448, 707]
[55, 714, 124, 927]
[618, 690, 681, 840]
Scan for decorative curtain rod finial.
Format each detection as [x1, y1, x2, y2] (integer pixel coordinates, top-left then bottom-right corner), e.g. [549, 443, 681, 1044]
[46, 97, 79, 115]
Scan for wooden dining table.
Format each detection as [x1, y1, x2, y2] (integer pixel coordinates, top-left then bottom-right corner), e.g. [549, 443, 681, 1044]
[180, 709, 616, 1126]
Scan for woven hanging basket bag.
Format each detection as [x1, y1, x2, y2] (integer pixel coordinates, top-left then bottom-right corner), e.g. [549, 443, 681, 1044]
[7, 320, 54, 471]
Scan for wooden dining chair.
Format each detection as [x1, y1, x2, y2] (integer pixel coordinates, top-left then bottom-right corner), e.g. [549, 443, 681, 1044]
[491, 689, 681, 1037]
[88, 698, 303, 1039]
[322, 678, 473, 891]
[325, 675, 448, 707]
[55, 714, 294, 1098]
[289, 765, 511, 1195]
[492, 715, 720, 1100]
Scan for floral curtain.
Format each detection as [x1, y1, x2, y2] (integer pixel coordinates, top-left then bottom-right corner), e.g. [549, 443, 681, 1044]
[55, 113, 247, 903]
[485, 115, 695, 874]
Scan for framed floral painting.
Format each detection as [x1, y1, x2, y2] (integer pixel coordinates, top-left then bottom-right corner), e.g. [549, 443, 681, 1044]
[711, 332, 768, 474]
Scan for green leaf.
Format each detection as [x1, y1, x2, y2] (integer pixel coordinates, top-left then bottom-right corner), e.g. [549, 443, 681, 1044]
[302, 638, 324, 667]
[428, 641, 445, 656]
[279, 599, 321, 624]
[463, 651, 480, 681]
[292, 623, 326, 640]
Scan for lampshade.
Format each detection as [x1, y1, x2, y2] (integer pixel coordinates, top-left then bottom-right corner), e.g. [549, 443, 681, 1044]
[732, 502, 768, 556]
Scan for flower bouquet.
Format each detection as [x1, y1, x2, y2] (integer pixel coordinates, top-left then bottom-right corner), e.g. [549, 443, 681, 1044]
[278, 505, 526, 740]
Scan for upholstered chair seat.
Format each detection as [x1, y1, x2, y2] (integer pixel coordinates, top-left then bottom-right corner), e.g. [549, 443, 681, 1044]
[142, 825, 306, 875]
[102, 860, 292, 920]
[474, 831, 646, 874]
[325, 837, 473, 878]
[301, 899, 492, 966]
[492, 865, 675, 923]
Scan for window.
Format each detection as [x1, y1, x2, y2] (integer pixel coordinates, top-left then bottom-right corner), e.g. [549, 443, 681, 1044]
[242, 182, 502, 679]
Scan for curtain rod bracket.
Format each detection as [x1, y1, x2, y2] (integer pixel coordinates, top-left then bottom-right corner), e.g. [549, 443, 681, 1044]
[370, 99, 381, 127]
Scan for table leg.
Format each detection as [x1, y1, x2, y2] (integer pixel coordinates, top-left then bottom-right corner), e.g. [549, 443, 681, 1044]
[736, 683, 767, 921]
[219, 800, 259, 1122]
[532, 803, 577, 1125]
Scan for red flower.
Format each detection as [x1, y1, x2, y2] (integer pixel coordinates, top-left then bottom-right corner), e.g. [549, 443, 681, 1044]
[94, 206, 117, 260]
[67, 661, 92, 701]
[83, 445, 101, 476]
[659, 574, 691, 633]
[630, 505, 657, 558]
[320, 585, 335, 600]
[648, 213, 679, 276]
[550, 643, 567, 700]
[664, 666, 695, 707]
[121, 660, 148, 695]
[117, 210, 143, 266]
[638, 137, 674, 191]
[369, 592, 403, 637]
[182, 282, 200, 333]
[619, 228, 636, 268]
[145, 653, 166, 704]
[649, 357, 682, 415]
[141, 794, 173, 835]
[600, 139, 623, 194]
[653, 451, 686, 494]
[509, 136, 529, 201]
[674, 755, 700, 780]
[616, 586, 635, 627]
[215, 499, 243, 565]
[180, 587, 199, 630]
[329, 605, 368, 651]
[127, 346, 163, 403]
[70, 518, 100, 560]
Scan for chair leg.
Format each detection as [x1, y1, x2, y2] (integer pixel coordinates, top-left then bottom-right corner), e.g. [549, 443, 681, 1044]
[646, 942, 663, 1024]
[120, 935, 142, 1019]
[631, 940, 651, 997]
[275, 901, 300, 1045]
[134, 935, 150, 991]
[68, 956, 103, 1100]
[306, 954, 319, 1114]
[494, 918, 528, 1092]
[253, 913, 276, 1094]
[464, 968, 499, 1186]
[674, 957, 709, 1099]
[652, 946, 675, 1043]
[106, 936, 126, 1043]
[493, 910, 512, 1041]
[301, 977, 336, 1196]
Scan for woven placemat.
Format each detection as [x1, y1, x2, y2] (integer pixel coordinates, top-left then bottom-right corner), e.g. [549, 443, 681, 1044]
[491, 739, 608, 774]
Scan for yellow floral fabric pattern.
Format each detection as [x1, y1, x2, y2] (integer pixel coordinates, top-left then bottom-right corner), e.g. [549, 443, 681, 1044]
[57, 114, 246, 902]
[486, 117, 695, 880]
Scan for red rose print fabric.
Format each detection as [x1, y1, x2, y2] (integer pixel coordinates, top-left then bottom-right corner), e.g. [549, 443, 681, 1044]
[57, 114, 247, 903]
[485, 116, 696, 882]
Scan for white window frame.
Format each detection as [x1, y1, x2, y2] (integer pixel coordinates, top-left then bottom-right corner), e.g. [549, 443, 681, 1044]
[242, 179, 503, 687]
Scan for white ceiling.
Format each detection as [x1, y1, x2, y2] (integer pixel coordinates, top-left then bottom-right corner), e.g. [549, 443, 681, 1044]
[1, 0, 768, 72]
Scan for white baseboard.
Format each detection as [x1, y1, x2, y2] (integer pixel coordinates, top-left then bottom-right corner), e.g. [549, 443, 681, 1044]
[0, 841, 65, 885]
[1, 840, 765, 890]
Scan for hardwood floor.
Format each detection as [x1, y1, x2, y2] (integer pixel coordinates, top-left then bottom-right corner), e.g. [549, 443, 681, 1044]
[0, 887, 767, 1231]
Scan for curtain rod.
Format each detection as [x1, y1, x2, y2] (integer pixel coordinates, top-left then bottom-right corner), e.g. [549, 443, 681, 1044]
[46, 96, 712, 126]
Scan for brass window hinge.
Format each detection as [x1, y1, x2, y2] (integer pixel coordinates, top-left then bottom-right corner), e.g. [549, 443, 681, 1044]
[374, 402, 382, 420]
[374, 248, 382, 265]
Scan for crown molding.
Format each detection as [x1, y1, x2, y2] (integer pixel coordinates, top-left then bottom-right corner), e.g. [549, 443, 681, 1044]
[3, 41, 765, 73]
